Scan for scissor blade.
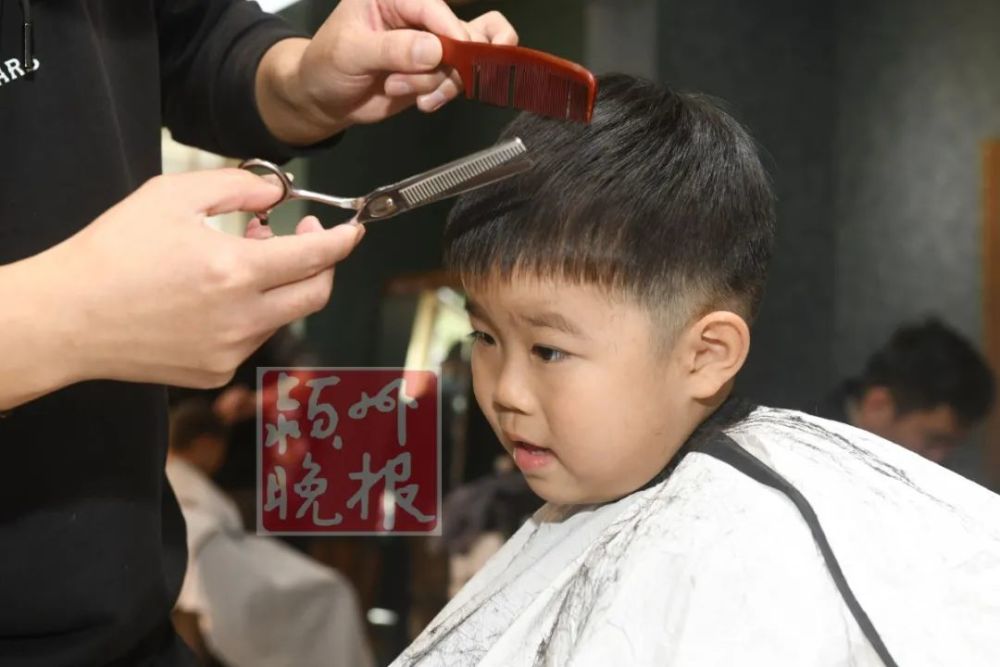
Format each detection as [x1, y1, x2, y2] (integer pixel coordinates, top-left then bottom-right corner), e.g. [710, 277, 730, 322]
[357, 138, 532, 223]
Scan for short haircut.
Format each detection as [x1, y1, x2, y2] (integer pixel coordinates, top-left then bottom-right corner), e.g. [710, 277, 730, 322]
[444, 73, 775, 336]
[168, 399, 228, 452]
[848, 318, 995, 425]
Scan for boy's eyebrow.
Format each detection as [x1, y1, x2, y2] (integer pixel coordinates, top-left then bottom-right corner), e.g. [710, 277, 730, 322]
[465, 300, 586, 338]
[464, 299, 492, 325]
[519, 311, 585, 338]
[465, 299, 483, 318]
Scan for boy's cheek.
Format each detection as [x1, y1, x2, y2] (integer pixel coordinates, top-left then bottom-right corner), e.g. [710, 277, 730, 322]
[470, 374, 494, 418]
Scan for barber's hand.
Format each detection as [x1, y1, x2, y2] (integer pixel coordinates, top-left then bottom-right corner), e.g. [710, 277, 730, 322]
[256, 0, 518, 145]
[53, 169, 364, 389]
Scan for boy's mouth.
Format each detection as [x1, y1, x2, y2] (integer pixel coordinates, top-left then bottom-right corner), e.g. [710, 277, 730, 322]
[511, 440, 554, 472]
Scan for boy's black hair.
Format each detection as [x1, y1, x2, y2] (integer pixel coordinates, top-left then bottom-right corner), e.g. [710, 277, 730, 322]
[168, 399, 228, 452]
[444, 73, 775, 329]
[846, 318, 995, 426]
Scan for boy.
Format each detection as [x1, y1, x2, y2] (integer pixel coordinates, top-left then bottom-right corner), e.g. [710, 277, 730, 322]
[392, 75, 1000, 666]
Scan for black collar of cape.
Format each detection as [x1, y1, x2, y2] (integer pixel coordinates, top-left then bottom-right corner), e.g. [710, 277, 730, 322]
[635, 396, 900, 667]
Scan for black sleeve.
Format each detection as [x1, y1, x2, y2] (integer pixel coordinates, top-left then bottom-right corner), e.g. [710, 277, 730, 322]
[156, 0, 336, 162]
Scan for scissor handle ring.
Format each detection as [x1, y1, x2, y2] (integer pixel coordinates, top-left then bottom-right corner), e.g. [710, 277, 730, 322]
[239, 158, 296, 199]
[238, 158, 298, 223]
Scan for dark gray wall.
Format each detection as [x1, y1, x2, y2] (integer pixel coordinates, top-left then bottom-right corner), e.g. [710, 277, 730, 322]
[659, 0, 838, 410]
[833, 0, 1000, 375]
[585, 0, 658, 80]
[832, 0, 1000, 482]
[657, 0, 998, 414]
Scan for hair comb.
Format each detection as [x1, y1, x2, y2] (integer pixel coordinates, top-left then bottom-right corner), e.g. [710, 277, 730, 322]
[438, 36, 598, 124]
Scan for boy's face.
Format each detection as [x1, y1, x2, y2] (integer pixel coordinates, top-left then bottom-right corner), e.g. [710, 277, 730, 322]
[466, 277, 697, 505]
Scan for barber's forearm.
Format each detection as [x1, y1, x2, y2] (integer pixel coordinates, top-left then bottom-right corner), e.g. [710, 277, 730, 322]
[0, 251, 84, 410]
[255, 38, 348, 146]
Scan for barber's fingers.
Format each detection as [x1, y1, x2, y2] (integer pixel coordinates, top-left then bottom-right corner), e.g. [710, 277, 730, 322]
[294, 216, 326, 234]
[150, 169, 283, 217]
[416, 13, 516, 108]
[382, 29, 477, 109]
[253, 216, 360, 329]
[257, 265, 337, 331]
[387, 12, 516, 111]
[384, 70, 463, 112]
[467, 11, 518, 46]
[417, 77, 463, 112]
[384, 70, 449, 97]
[244, 217, 364, 290]
[245, 217, 275, 240]
[384, 0, 469, 40]
[364, 29, 446, 74]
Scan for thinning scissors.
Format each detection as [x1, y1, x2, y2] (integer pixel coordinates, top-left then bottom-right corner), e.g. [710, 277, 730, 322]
[240, 138, 531, 224]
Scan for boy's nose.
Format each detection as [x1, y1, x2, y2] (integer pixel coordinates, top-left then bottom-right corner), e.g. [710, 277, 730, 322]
[492, 362, 533, 415]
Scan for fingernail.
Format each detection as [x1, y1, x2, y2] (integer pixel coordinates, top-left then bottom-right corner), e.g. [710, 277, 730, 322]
[419, 91, 446, 112]
[355, 222, 367, 241]
[386, 78, 413, 96]
[413, 34, 440, 68]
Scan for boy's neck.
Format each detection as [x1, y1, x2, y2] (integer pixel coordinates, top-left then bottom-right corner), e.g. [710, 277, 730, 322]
[634, 391, 753, 496]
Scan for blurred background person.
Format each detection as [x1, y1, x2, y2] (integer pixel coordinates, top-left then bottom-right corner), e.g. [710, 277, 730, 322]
[167, 399, 375, 667]
[440, 462, 543, 599]
[815, 318, 995, 463]
[170, 325, 317, 530]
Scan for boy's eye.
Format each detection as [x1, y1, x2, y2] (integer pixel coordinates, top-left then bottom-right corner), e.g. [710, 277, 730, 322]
[532, 345, 567, 362]
[468, 330, 495, 346]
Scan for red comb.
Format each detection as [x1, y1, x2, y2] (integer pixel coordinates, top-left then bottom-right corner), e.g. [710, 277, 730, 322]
[438, 36, 598, 124]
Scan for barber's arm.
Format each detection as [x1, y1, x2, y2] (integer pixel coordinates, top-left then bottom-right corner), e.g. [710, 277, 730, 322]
[254, 0, 518, 145]
[156, 0, 516, 157]
[156, 0, 307, 160]
[0, 257, 76, 411]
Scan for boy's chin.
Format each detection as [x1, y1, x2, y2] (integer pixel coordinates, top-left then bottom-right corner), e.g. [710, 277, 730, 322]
[522, 475, 622, 507]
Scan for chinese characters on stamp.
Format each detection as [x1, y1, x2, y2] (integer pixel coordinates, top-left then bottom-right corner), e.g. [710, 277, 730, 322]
[258, 368, 440, 535]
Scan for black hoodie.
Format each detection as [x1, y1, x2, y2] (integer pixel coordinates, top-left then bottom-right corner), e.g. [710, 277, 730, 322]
[0, 1, 306, 664]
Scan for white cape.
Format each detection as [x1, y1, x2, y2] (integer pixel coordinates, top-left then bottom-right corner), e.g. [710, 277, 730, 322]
[393, 406, 1000, 666]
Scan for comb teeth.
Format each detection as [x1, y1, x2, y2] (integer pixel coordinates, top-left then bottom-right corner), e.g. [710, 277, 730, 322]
[473, 61, 592, 123]
[399, 141, 527, 207]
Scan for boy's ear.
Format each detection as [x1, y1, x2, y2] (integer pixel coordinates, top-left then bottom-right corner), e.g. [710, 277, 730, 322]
[681, 311, 751, 400]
